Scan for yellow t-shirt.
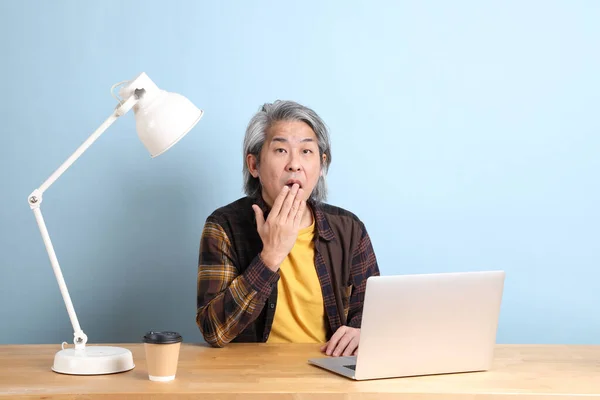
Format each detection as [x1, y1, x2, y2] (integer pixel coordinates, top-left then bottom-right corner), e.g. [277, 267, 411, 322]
[267, 221, 327, 343]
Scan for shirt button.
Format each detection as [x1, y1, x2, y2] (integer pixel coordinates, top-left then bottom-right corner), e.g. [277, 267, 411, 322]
[270, 303, 275, 309]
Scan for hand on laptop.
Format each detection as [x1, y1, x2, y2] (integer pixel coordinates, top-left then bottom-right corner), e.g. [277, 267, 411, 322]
[320, 326, 360, 357]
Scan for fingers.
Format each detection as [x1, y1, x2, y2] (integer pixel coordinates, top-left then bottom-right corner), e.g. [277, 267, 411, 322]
[324, 327, 346, 356]
[252, 205, 265, 231]
[287, 188, 304, 221]
[342, 335, 360, 357]
[270, 185, 290, 217]
[270, 184, 305, 225]
[332, 332, 353, 357]
[278, 184, 299, 220]
[323, 327, 361, 357]
[293, 197, 307, 228]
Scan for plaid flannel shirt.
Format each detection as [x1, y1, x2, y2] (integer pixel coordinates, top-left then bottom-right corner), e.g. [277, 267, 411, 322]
[196, 195, 380, 347]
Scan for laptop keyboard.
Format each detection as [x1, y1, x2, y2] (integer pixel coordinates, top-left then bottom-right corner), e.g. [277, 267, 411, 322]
[343, 365, 356, 371]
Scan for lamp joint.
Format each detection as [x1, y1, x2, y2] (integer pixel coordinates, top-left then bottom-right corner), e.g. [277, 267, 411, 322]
[74, 330, 88, 350]
[28, 189, 42, 209]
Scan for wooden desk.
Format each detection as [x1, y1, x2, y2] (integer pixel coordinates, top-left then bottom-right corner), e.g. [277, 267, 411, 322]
[0, 343, 599, 399]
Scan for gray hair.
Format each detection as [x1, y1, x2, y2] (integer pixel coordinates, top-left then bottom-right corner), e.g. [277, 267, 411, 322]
[242, 100, 332, 203]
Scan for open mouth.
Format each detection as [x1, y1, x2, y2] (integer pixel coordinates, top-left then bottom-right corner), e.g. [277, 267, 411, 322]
[285, 180, 302, 189]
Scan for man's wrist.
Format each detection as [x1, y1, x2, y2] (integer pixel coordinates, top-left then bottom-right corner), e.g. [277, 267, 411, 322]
[260, 251, 283, 271]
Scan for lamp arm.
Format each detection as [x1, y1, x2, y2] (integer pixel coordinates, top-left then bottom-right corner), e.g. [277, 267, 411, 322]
[27, 94, 139, 350]
[34, 94, 138, 196]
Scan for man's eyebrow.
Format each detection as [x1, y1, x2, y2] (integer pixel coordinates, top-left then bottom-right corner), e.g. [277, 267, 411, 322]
[271, 137, 315, 143]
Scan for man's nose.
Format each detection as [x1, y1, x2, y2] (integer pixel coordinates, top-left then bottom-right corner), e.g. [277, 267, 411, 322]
[286, 155, 302, 172]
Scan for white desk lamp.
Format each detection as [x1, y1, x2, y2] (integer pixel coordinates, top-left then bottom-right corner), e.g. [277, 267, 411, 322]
[27, 72, 203, 375]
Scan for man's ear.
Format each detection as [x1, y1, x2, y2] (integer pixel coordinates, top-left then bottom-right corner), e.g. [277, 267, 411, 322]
[247, 154, 259, 178]
[320, 153, 327, 176]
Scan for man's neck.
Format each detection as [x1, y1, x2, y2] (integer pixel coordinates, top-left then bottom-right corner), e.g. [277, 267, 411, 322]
[301, 204, 315, 229]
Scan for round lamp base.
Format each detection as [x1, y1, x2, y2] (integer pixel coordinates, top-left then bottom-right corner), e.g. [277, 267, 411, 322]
[52, 346, 135, 375]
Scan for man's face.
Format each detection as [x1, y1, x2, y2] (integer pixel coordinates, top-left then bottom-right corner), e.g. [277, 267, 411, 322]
[247, 120, 324, 207]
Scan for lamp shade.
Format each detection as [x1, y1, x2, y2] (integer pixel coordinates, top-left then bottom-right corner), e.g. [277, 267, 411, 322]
[119, 72, 204, 157]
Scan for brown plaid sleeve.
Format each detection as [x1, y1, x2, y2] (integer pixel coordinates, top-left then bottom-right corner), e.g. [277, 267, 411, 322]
[347, 224, 380, 328]
[196, 220, 279, 347]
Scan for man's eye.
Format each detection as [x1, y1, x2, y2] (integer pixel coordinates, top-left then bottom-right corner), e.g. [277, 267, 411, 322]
[303, 149, 313, 154]
[276, 148, 287, 153]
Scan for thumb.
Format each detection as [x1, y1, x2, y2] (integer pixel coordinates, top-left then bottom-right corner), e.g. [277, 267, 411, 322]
[252, 205, 265, 230]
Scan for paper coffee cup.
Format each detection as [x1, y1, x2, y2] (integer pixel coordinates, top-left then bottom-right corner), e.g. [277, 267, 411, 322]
[143, 331, 182, 382]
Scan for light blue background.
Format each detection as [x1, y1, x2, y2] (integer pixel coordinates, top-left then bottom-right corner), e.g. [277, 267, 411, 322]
[1, 1, 598, 345]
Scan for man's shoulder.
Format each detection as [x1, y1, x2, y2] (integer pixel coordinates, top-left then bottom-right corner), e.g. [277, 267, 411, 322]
[318, 202, 361, 221]
[317, 202, 366, 232]
[206, 196, 255, 225]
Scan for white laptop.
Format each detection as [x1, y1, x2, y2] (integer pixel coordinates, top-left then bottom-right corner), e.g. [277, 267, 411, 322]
[308, 270, 505, 380]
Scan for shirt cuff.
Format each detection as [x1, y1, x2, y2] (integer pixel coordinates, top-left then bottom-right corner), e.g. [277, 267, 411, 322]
[242, 254, 280, 299]
[347, 312, 362, 328]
